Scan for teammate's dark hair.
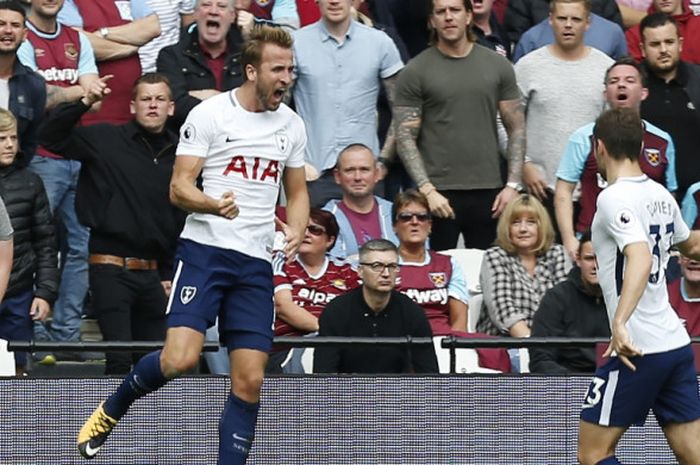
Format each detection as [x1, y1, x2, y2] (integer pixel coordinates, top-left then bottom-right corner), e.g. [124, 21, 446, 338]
[241, 25, 293, 81]
[428, 0, 476, 44]
[0, 0, 26, 19]
[593, 108, 643, 162]
[604, 57, 648, 88]
[578, 230, 592, 254]
[640, 12, 680, 42]
[132, 73, 173, 100]
[309, 208, 340, 251]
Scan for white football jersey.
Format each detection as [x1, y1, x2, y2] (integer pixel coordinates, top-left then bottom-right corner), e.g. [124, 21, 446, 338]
[592, 175, 690, 354]
[176, 89, 306, 261]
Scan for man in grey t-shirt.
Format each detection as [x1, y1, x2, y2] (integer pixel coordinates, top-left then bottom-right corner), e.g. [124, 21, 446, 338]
[515, 0, 612, 230]
[394, 0, 525, 250]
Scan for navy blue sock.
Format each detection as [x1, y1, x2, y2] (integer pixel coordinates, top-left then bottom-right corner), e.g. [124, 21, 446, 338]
[595, 457, 622, 465]
[218, 393, 259, 465]
[103, 350, 168, 420]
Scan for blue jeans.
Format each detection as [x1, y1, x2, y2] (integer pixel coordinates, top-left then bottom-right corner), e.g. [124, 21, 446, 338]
[0, 290, 33, 367]
[29, 156, 89, 342]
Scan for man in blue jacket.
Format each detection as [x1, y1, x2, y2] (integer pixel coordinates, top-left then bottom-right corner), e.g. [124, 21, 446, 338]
[323, 144, 398, 260]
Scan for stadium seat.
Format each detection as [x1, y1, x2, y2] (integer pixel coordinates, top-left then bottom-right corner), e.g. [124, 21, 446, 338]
[300, 348, 314, 374]
[438, 248, 485, 294]
[467, 293, 483, 333]
[0, 339, 15, 376]
[433, 337, 500, 374]
[440, 248, 486, 333]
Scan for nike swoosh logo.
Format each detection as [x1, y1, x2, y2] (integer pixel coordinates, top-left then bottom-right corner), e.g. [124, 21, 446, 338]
[84, 442, 102, 457]
[232, 433, 251, 443]
[226, 136, 235, 143]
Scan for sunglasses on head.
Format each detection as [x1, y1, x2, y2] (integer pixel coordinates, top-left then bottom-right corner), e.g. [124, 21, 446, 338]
[306, 224, 326, 236]
[396, 212, 431, 223]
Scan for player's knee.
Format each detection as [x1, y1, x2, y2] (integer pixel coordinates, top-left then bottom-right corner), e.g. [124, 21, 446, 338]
[160, 350, 199, 377]
[231, 369, 264, 397]
[577, 447, 600, 465]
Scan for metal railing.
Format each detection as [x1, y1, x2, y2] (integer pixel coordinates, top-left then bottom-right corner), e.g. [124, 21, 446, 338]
[8, 336, 700, 373]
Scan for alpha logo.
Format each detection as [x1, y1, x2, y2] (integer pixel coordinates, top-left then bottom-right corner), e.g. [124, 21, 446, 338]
[643, 148, 660, 167]
[297, 287, 339, 305]
[181, 123, 196, 142]
[64, 43, 78, 60]
[428, 272, 447, 288]
[274, 130, 289, 154]
[180, 286, 197, 305]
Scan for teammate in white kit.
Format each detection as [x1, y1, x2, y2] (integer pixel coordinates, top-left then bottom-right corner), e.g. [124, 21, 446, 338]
[577, 108, 700, 465]
[77, 26, 309, 465]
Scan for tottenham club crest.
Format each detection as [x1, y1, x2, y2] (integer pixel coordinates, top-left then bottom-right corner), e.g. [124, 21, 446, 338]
[644, 148, 661, 167]
[429, 272, 447, 288]
[274, 130, 289, 154]
[180, 286, 197, 305]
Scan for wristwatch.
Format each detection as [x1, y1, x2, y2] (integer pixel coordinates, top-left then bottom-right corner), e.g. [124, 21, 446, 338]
[99, 27, 109, 39]
[506, 181, 525, 193]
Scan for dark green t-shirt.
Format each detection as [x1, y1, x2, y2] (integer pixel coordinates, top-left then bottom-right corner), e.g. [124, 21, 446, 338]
[395, 44, 521, 190]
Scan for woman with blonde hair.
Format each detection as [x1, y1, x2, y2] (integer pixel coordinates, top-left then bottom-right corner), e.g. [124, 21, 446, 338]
[476, 194, 570, 337]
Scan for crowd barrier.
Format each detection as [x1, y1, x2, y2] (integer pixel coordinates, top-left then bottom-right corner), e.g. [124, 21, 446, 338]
[0, 375, 691, 465]
[3, 337, 700, 464]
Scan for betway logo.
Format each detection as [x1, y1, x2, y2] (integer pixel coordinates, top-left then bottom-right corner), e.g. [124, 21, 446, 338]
[403, 288, 448, 305]
[38, 67, 79, 84]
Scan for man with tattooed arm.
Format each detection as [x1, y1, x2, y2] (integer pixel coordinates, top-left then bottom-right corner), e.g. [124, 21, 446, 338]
[394, 0, 526, 250]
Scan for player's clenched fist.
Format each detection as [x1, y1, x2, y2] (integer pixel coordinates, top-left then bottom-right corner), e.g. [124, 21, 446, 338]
[217, 191, 239, 219]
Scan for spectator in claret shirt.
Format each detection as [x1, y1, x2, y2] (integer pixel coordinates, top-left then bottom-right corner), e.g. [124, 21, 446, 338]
[268, 208, 359, 373]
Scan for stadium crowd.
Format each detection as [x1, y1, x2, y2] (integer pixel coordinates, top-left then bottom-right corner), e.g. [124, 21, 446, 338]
[0, 0, 699, 376]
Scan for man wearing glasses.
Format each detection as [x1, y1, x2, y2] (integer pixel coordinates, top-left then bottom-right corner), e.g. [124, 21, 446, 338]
[313, 238, 438, 373]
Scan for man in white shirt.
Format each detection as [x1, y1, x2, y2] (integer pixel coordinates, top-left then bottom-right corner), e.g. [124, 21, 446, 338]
[76, 26, 309, 465]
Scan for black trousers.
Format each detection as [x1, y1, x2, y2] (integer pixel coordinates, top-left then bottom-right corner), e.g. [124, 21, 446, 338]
[430, 189, 501, 251]
[89, 264, 167, 374]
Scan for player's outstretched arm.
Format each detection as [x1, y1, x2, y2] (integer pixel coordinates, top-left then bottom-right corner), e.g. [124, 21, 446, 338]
[280, 166, 310, 263]
[170, 155, 239, 219]
[603, 242, 650, 370]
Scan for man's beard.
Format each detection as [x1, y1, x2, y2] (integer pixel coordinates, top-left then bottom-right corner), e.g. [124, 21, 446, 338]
[0, 44, 20, 56]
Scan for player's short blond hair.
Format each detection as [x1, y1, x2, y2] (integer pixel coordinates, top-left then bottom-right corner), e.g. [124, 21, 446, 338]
[0, 108, 17, 133]
[495, 194, 555, 256]
[241, 25, 293, 80]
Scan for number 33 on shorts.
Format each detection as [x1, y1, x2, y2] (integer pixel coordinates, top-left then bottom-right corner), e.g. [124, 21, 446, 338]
[582, 376, 607, 408]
